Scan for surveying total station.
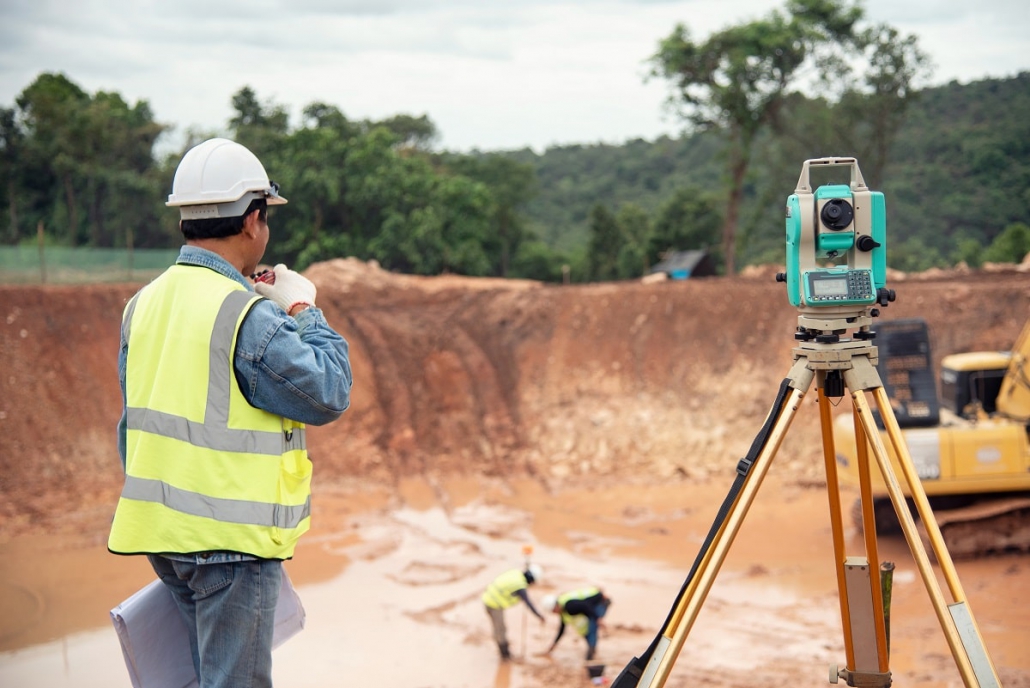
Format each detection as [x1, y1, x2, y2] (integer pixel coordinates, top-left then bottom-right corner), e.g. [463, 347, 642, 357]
[612, 157, 1002, 687]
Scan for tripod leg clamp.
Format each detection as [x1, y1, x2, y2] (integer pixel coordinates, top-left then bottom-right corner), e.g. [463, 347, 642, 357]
[831, 666, 892, 687]
[736, 457, 753, 475]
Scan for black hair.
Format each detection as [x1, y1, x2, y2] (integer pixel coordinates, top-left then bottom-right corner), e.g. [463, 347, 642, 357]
[180, 198, 267, 240]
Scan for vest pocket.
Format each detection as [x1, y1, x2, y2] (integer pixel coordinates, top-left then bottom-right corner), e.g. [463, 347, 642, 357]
[273, 450, 312, 545]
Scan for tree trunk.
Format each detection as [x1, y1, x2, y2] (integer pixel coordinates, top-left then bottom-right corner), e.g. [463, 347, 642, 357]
[6, 179, 17, 243]
[88, 176, 102, 246]
[722, 151, 748, 277]
[63, 172, 78, 246]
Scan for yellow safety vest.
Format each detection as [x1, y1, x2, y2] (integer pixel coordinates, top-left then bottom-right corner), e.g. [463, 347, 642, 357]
[559, 587, 601, 636]
[108, 265, 310, 560]
[482, 569, 528, 610]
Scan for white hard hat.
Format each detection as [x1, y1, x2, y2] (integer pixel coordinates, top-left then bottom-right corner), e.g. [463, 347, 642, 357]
[526, 563, 543, 584]
[167, 138, 287, 220]
[542, 594, 558, 611]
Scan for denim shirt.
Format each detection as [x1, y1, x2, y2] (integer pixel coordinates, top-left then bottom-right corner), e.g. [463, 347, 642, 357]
[117, 246, 353, 563]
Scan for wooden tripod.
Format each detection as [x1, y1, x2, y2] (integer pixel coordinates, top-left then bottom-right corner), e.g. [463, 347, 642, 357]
[613, 318, 1002, 687]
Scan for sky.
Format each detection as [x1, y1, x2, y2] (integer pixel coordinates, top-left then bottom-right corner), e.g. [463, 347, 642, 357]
[1, 0, 1028, 155]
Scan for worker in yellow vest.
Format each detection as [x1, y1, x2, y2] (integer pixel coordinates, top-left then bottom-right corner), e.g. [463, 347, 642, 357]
[482, 564, 546, 660]
[542, 587, 612, 660]
[108, 138, 352, 688]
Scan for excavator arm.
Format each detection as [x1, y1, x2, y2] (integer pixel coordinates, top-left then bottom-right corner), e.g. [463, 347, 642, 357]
[997, 316, 1030, 423]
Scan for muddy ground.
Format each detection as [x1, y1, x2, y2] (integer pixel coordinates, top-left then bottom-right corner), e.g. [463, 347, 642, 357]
[1, 259, 1029, 687]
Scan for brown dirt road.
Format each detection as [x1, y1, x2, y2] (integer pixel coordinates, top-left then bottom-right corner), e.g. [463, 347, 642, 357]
[1, 259, 1028, 686]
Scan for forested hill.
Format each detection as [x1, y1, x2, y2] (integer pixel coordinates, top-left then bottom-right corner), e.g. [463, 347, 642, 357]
[504, 72, 1030, 272]
[2, 72, 1027, 284]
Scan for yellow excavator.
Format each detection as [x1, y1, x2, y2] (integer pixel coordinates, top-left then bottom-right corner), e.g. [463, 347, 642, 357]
[833, 316, 1030, 558]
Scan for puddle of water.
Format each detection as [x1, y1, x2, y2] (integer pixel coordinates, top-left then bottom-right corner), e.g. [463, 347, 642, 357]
[0, 627, 128, 688]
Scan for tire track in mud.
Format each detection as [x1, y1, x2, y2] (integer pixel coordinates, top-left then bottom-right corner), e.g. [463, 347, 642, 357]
[344, 310, 416, 473]
[437, 316, 521, 471]
[342, 295, 525, 479]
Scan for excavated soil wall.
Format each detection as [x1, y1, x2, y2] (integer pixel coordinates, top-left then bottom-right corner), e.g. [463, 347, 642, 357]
[2, 260, 1028, 535]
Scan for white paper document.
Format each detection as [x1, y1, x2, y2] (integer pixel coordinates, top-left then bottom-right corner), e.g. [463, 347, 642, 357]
[110, 570, 305, 688]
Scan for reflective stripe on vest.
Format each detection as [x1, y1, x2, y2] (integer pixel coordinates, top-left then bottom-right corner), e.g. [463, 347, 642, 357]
[108, 266, 311, 559]
[119, 476, 309, 529]
[482, 569, 527, 609]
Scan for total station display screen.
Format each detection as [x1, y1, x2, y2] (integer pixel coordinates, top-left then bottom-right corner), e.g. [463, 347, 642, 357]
[811, 277, 848, 297]
[803, 269, 874, 304]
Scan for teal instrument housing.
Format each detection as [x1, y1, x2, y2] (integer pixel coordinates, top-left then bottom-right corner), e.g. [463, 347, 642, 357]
[783, 162, 888, 309]
[785, 194, 804, 307]
[814, 185, 856, 257]
[870, 191, 887, 289]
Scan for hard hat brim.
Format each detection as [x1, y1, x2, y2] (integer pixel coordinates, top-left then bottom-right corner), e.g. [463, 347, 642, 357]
[174, 188, 287, 220]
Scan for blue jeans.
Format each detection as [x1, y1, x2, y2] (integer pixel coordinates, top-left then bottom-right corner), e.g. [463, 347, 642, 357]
[584, 600, 610, 658]
[148, 555, 282, 688]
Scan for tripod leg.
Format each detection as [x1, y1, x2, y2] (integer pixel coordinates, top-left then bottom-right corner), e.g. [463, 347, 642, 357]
[869, 385, 1001, 687]
[817, 384, 890, 681]
[845, 362, 1001, 687]
[637, 362, 814, 687]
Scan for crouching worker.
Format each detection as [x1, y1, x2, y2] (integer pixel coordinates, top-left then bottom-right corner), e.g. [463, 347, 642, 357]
[482, 564, 546, 660]
[542, 587, 612, 660]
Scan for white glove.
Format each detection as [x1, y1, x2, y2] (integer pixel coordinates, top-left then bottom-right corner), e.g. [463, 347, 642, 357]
[254, 264, 316, 314]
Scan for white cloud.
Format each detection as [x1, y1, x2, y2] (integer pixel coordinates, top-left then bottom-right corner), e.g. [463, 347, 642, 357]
[1, 0, 1027, 153]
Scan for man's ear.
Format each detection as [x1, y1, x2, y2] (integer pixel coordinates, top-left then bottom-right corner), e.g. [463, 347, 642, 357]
[241, 209, 261, 238]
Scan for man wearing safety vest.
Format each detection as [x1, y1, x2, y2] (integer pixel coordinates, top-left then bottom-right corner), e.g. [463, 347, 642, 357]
[108, 138, 352, 688]
[542, 587, 612, 660]
[482, 564, 546, 660]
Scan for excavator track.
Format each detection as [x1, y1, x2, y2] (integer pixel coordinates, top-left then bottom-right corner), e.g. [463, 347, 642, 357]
[851, 495, 1030, 560]
[926, 496, 1030, 560]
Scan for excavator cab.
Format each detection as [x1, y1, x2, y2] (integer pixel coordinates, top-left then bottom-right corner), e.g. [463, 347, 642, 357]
[941, 351, 1011, 418]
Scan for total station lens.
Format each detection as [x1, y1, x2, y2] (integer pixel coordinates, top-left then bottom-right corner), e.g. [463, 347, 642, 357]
[820, 199, 854, 231]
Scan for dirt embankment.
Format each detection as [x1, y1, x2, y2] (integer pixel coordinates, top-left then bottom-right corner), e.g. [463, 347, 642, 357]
[1, 260, 1029, 536]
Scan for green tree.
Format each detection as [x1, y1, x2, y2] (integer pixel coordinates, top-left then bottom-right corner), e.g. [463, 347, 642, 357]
[818, 23, 933, 188]
[230, 86, 290, 159]
[442, 153, 539, 276]
[11, 73, 166, 248]
[649, 0, 862, 275]
[281, 123, 495, 276]
[276, 102, 367, 265]
[647, 188, 722, 268]
[16, 73, 90, 243]
[950, 233, 983, 268]
[983, 222, 1030, 264]
[510, 239, 568, 281]
[80, 92, 166, 247]
[376, 114, 438, 150]
[0, 107, 24, 243]
[587, 203, 622, 281]
[615, 202, 651, 278]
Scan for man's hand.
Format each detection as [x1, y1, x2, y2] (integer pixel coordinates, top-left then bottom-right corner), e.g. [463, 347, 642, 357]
[254, 264, 316, 315]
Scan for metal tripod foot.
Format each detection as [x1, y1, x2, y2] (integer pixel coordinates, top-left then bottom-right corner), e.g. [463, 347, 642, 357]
[831, 665, 892, 687]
